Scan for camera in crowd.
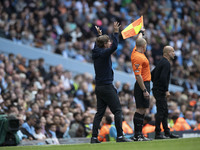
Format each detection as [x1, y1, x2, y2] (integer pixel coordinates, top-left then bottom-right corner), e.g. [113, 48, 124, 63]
[0, 115, 20, 146]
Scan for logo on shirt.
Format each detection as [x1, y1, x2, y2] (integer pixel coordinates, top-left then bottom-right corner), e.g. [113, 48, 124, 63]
[135, 64, 140, 69]
[135, 70, 139, 73]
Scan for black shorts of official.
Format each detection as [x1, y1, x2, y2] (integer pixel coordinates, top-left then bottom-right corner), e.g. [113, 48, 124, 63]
[134, 81, 150, 108]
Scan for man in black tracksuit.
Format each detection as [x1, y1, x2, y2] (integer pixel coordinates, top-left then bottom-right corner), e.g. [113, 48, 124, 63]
[151, 46, 179, 139]
[90, 22, 130, 143]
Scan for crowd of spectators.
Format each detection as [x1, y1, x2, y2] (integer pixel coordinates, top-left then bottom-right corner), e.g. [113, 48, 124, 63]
[0, 0, 200, 142]
[0, 0, 200, 92]
[0, 53, 199, 142]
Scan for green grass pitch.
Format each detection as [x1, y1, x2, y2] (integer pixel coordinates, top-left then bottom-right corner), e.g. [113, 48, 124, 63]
[1, 138, 200, 150]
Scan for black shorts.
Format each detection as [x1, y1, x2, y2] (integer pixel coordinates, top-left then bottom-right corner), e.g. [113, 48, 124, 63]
[134, 81, 150, 108]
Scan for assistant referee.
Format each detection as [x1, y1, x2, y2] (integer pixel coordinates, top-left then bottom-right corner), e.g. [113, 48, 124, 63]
[131, 29, 151, 141]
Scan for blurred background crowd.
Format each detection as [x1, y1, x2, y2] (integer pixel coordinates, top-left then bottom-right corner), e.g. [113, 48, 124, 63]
[0, 0, 200, 142]
[0, 0, 199, 91]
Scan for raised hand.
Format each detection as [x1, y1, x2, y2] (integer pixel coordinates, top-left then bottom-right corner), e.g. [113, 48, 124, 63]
[95, 26, 102, 36]
[113, 22, 121, 33]
[140, 27, 145, 32]
[138, 27, 145, 38]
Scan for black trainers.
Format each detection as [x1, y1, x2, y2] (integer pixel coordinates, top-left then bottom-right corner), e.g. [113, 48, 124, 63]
[131, 134, 151, 141]
[116, 136, 132, 142]
[165, 133, 179, 139]
[155, 134, 170, 139]
[90, 137, 101, 144]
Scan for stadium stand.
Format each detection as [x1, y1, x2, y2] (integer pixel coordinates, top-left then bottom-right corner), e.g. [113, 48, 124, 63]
[0, 0, 199, 91]
[0, 0, 200, 145]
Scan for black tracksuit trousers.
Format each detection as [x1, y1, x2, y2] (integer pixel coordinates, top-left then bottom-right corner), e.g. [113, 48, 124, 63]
[153, 90, 170, 135]
[92, 84, 123, 137]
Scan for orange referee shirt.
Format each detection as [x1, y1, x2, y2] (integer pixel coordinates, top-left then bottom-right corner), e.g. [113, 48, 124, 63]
[131, 47, 151, 81]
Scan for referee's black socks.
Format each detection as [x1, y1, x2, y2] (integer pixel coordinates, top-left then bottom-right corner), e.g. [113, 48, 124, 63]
[133, 112, 145, 136]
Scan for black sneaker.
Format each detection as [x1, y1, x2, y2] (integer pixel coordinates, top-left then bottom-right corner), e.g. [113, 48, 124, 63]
[90, 137, 101, 144]
[165, 133, 179, 139]
[155, 134, 170, 139]
[131, 135, 151, 141]
[116, 136, 132, 142]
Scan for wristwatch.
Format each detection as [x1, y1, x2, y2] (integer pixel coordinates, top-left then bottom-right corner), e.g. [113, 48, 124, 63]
[143, 89, 147, 93]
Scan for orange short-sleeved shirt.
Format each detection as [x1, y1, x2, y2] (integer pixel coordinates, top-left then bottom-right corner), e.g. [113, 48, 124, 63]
[131, 48, 151, 81]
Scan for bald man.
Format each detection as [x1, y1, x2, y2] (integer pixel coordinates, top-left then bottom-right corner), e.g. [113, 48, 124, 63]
[131, 30, 151, 141]
[152, 46, 179, 139]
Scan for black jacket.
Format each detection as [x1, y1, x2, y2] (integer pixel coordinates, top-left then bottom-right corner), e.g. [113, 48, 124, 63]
[92, 33, 118, 86]
[151, 57, 170, 93]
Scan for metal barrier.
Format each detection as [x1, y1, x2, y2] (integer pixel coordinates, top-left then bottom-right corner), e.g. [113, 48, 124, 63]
[18, 130, 200, 146]
[19, 138, 90, 146]
[147, 130, 200, 139]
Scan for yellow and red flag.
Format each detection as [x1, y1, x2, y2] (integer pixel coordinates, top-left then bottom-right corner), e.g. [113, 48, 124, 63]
[121, 16, 144, 39]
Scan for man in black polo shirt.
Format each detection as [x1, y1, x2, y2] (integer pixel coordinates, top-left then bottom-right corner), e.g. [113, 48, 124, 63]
[152, 46, 179, 139]
[90, 22, 130, 143]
